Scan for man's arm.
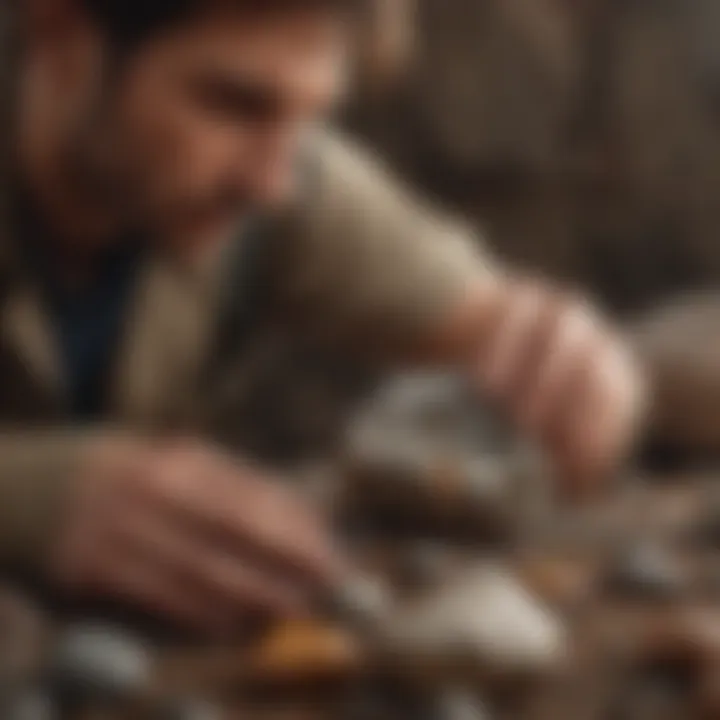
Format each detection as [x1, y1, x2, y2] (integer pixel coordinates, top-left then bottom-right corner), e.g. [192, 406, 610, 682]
[0, 430, 343, 632]
[273, 131, 495, 359]
[276, 131, 646, 492]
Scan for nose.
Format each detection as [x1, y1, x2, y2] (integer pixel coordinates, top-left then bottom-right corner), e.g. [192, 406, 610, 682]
[237, 125, 300, 207]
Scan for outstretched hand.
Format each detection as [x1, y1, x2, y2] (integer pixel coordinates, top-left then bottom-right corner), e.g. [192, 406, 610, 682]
[467, 279, 646, 496]
[50, 438, 344, 635]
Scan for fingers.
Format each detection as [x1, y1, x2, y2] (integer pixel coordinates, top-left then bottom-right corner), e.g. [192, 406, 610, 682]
[84, 541, 236, 636]
[80, 505, 305, 635]
[52, 439, 344, 635]
[552, 340, 645, 487]
[144, 448, 342, 587]
[479, 283, 545, 393]
[540, 330, 614, 497]
[518, 299, 593, 432]
[474, 281, 645, 495]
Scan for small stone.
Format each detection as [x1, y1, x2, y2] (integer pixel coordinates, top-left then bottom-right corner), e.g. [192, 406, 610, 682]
[433, 690, 492, 720]
[348, 687, 492, 720]
[694, 504, 720, 548]
[48, 623, 152, 703]
[461, 458, 516, 503]
[396, 543, 450, 591]
[325, 575, 390, 627]
[378, 565, 566, 675]
[160, 697, 223, 720]
[3, 687, 56, 720]
[341, 685, 399, 720]
[248, 619, 363, 683]
[604, 544, 686, 600]
[518, 558, 594, 607]
[0, 589, 44, 684]
[607, 665, 694, 720]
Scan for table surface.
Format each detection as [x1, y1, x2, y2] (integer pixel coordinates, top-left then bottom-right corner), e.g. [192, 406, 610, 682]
[6, 468, 720, 720]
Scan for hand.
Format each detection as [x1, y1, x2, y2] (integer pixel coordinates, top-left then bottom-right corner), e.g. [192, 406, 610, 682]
[49, 438, 341, 635]
[471, 279, 646, 495]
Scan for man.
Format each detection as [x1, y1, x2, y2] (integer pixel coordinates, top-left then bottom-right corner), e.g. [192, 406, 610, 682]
[0, 0, 642, 635]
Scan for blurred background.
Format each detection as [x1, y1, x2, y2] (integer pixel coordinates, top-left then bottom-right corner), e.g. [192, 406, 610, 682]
[344, 0, 720, 318]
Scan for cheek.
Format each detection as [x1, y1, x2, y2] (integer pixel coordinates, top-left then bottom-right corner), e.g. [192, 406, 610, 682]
[116, 80, 244, 202]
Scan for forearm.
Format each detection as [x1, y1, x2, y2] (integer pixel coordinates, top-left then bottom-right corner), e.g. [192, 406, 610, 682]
[410, 276, 505, 369]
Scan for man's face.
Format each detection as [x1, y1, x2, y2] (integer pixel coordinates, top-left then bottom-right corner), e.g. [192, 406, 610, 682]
[35, 5, 349, 252]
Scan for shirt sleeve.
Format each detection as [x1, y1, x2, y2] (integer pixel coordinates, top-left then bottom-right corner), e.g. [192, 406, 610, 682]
[0, 431, 90, 571]
[271, 130, 495, 356]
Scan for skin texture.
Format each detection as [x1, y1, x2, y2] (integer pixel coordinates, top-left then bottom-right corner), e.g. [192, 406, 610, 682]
[50, 438, 341, 635]
[16, 0, 645, 632]
[438, 278, 645, 497]
[18, 0, 348, 255]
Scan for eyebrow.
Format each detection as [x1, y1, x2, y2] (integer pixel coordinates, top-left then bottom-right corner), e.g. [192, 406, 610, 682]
[191, 70, 285, 120]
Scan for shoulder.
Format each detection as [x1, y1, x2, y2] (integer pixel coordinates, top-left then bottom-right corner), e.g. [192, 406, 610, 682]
[266, 129, 493, 349]
[297, 127, 410, 228]
[290, 127, 477, 251]
[311, 127, 392, 192]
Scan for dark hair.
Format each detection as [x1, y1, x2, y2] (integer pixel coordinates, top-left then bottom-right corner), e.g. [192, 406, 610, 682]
[81, 0, 362, 49]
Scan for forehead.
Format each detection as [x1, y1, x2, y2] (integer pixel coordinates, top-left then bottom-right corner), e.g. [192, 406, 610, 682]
[123, 7, 350, 107]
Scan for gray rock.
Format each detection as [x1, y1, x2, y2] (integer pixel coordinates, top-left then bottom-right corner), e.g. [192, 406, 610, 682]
[347, 373, 512, 460]
[160, 697, 223, 720]
[48, 623, 152, 703]
[433, 690, 492, 720]
[325, 574, 391, 629]
[3, 687, 56, 720]
[397, 543, 451, 591]
[604, 544, 686, 600]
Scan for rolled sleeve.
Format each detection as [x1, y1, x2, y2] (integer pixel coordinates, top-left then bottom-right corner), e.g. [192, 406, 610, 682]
[0, 431, 92, 571]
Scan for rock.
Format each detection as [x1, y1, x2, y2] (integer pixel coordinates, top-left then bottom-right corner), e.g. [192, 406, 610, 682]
[376, 565, 566, 677]
[692, 496, 720, 549]
[47, 623, 152, 704]
[325, 575, 391, 628]
[2, 687, 56, 720]
[160, 696, 223, 720]
[432, 690, 492, 720]
[0, 589, 45, 686]
[343, 374, 551, 543]
[348, 374, 510, 456]
[247, 619, 364, 683]
[396, 543, 452, 592]
[345, 431, 526, 540]
[607, 665, 695, 720]
[350, 687, 492, 720]
[517, 558, 595, 607]
[604, 544, 687, 601]
[629, 294, 720, 455]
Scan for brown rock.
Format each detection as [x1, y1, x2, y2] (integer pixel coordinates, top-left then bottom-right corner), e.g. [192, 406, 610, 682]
[629, 293, 720, 454]
[247, 620, 364, 684]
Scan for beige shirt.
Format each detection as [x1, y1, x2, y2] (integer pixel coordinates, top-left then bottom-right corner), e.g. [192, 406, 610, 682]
[273, 131, 489, 348]
[0, 129, 491, 571]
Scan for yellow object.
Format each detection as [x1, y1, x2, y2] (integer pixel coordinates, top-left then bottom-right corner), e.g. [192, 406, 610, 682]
[248, 620, 362, 682]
